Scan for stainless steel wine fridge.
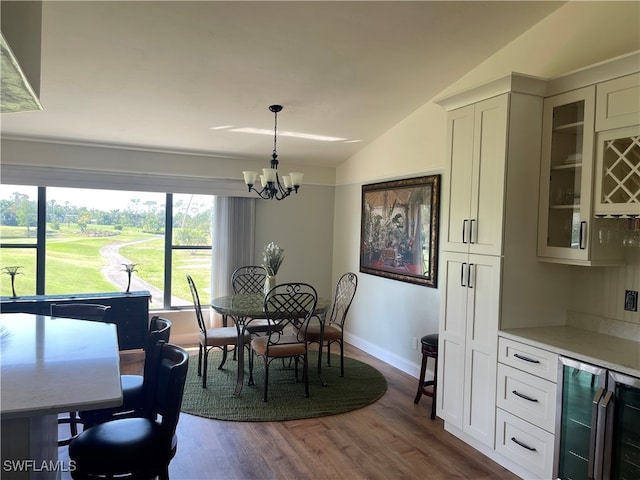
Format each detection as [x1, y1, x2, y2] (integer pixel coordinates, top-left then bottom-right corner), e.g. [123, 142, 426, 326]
[554, 357, 640, 480]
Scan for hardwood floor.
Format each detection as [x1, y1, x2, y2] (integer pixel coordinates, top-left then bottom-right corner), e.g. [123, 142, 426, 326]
[59, 344, 519, 480]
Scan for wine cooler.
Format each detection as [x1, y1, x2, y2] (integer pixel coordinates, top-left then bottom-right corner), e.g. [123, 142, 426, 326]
[554, 357, 640, 480]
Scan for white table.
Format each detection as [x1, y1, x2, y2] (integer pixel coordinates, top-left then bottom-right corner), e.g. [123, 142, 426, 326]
[1, 313, 123, 479]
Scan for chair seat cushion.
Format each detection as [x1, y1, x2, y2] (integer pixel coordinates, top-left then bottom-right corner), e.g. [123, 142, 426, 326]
[251, 335, 306, 357]
[421, 334, 439, 347]
[297, 324, 342, 342]
[200, 326, 250, 347]
[69, 417, 176, 475]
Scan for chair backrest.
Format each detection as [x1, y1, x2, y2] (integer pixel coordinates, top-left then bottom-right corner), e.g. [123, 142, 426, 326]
[231, 265, 267, 294]
[142, 342, 189, 443]
[141, 316, 172, 380]
[186, 274, 206, 335]
[328, 272, 358, 328]
[263, 283, 318, 343]
[50, 303, 111, 322]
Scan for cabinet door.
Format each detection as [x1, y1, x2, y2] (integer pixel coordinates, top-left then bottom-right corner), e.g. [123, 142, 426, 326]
[469, 95, 508, 256]
[437, 251, 469, 428]
[462, 254, 501, 448]
[437, 251, 501, 445]
[442, 106, 474, 253]
[538, 86, 596, 263]
[596, 73, 640, 131]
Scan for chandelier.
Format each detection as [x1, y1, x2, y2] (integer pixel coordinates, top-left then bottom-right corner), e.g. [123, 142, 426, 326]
[242, 105, 303, 200]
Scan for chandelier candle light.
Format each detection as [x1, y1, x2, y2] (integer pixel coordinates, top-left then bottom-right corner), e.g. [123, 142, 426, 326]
[242, 105, 304, 200]
[262, 242, 284, 295]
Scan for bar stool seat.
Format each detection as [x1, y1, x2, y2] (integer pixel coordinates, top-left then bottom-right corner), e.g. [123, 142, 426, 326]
[414, 333, 439, 419]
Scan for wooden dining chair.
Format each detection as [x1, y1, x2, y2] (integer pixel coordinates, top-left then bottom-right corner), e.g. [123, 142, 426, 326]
[79, 316, 171, 428]
[187, 273, 250, 388]
[50, 303, 112, 447]
[69, 342, 189, 480]
[296, 272, 358, 377]
[249, 282, 318, 402]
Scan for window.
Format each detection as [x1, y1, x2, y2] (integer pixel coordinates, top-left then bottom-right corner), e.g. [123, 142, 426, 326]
[0, 185, 214, 309]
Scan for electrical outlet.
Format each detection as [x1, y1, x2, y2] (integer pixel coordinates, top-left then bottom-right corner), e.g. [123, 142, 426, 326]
[412, 337, 418, 350]
[624, 290, 638, 312]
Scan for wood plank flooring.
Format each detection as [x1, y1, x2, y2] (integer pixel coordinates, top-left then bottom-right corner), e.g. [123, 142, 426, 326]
[59, 344, 519, 480]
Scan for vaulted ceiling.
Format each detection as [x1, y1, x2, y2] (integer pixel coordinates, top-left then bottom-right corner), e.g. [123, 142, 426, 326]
[0, 1, 564, 167]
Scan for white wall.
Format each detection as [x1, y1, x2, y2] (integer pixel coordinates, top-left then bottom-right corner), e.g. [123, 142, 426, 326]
[333, 1, 640, 377]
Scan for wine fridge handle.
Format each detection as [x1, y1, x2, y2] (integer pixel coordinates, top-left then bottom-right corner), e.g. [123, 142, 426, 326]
[588, 388, 604, 479]
[594, 390, 613, 480]
[602, 389, 615, 480]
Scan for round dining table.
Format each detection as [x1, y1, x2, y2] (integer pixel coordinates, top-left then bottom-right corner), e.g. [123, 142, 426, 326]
[211, 293, 331, 395]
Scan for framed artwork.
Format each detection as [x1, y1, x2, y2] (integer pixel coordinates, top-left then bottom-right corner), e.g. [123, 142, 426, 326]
[360, 175, 440, 287]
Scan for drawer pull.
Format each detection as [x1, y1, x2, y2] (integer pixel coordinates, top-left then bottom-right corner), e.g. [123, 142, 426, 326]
[512, 390, 538, 403]
[511, 437, 537, 452]
[513, 353, 540, 364]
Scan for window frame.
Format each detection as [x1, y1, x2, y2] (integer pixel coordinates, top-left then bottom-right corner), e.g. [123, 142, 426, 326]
[0, 187, 213, 310]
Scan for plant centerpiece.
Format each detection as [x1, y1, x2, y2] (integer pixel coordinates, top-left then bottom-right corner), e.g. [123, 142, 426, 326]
[121, 263, 138, 293]
[262, 242, 284, 295]
[2, 266, 23, 298]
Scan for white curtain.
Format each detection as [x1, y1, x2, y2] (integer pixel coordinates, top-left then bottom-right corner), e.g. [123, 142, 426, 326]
[211, 196, 256, 326]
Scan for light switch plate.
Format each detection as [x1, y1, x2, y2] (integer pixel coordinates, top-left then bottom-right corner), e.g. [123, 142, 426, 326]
[624, 290, 638, 312]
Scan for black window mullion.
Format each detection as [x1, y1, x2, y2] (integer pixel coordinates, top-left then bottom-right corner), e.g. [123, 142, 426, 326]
[36, 187, 46, 295]
[163, 193, 173, 308]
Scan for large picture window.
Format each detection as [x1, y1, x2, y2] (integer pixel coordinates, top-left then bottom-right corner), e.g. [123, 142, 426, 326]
[0, 185, 214, 309]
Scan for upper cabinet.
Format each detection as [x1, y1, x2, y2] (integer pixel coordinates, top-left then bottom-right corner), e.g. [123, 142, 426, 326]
[537, 70, 639, 266]
[442, 95, 508, 256]
[594, 73, 640, 216]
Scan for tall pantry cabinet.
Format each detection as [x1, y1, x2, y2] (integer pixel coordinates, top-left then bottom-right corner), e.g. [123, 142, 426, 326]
[435, 75, 557, 450]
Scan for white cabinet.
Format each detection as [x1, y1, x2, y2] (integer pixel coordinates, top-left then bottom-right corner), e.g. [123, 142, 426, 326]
[496, 337, 558, 479]
[441, 95, 507, 256]
[595, 73, 640, 131]
[537, 86, 625, 265]
[438, 252, 501, 447]
[437, 77, 546, 450]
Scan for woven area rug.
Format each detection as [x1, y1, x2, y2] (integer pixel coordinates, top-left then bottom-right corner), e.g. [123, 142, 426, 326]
[180, 350, 387, 422]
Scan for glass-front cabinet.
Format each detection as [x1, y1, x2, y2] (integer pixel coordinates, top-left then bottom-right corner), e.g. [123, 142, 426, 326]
[538, 86, 595, 263]
[538, 86, 625, 265]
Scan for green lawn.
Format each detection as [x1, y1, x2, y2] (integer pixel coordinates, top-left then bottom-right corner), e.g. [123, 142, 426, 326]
[0, 225, 211, 305]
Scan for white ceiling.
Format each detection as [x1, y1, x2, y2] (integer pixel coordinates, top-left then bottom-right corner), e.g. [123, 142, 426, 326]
[0, 1, 564, 168]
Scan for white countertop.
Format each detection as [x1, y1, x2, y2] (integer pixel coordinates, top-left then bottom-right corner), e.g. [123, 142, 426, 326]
[1, 313, 123, 418]
[500, 325, 640, 378]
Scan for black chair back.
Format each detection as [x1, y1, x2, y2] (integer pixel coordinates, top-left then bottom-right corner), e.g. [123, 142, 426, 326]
[232, 265, 267, 294]
[328, 272, 358, 328]
[50, 303, 111, 321]
[142, 316, 172, 382]
[145, 342, 189, 441]
[186, 274, 206, 335]
[263, 282, 318, 343]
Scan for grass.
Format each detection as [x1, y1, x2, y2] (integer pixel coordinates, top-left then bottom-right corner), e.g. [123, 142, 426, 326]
[0, 225, 212, 306]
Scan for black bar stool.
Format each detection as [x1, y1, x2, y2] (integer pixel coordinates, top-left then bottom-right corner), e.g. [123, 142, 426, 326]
[414, 333, 438, 419]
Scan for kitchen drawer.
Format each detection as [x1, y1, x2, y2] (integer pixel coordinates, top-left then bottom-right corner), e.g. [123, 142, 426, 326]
[496, 363, 557, 433]
[496, 408, 555, 480]
[498, 337, 557, 382]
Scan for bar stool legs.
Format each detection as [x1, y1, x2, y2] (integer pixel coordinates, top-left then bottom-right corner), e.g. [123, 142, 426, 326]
[414, 333, 438, 420]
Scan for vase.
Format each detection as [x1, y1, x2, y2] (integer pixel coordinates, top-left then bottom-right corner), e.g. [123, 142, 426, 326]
[264, 275, 276, 296]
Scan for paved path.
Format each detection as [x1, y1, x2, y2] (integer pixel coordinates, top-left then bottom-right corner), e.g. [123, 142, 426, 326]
[100, 238, 181, 307]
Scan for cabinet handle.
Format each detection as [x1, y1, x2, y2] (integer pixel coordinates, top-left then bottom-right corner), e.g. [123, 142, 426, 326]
[469, 219, 475, 244]
[462, 220, 468, 244]
[460, 263, 467, 287]
[579, 221, 587, 250]
[512, 390, 538, 403]
[510, 437, 537, 452]
[467, 263, 474, 289]
[513, 353, 540, 364]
